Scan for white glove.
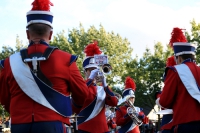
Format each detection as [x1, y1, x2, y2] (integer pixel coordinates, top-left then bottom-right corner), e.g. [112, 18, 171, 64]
[105, 110, 111, 117]
[102, 75, 107, 87]
[127, 107, 134, 115]
[110, 113, 115, 119]
[69, 119, 74, 123]
[127, 108, 139, 117]
[88, 69, 99, 80]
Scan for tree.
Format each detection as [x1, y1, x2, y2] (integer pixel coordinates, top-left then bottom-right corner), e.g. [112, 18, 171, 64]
[50, 24, 133, 85]
[15, 35, 27, 52]
[122, 42, 173, 110]
[0, 35, 27, 60]
[0, 46, 15, 60]
[185, 19, 200, 63]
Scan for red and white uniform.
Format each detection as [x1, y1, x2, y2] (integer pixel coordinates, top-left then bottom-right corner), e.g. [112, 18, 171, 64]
[157, 61, 200, 129]
[106, 109, 117, 133]
[116, 104, 147, 133]
[0, 43, 88, 125]
[107, 117, 117, 133]
[76, 80, 118, 133]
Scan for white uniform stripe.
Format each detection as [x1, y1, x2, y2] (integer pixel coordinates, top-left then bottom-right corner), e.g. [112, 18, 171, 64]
[10, 52, 63, 116]
[84, 86, 106, 122]
[175, 64, 200, 103]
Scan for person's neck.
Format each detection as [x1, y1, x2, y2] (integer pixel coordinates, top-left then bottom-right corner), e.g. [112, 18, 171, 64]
[30, 38, 49, 44]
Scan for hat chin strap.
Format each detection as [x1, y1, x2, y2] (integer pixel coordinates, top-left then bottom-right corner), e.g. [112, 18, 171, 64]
[175, 56, 178, 64]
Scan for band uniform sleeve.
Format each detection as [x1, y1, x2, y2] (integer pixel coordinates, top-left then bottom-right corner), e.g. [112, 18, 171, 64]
[116, 107, 131, 126]
[138, 111, 149, 124]
[142, 116, 149, 124]
[108, 118, 117, 129]
[0, 59, 11, 112]
[104, 86, 118, 107]
[68, 60, 88, 113]
[159, 69, 179, 108]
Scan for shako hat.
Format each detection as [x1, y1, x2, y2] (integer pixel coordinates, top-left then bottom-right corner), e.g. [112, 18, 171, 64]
[169, 27, 196, 56]
[122, 77, 136, 100]
[26, 0, 54, 28]
[83, 41, 102, 70]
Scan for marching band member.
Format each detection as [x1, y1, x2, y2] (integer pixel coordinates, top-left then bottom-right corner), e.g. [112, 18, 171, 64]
[155, 27, 185, 133]
[0, 0, 89, 133]
[116, 77, 148, 133]
[75, 41, 118, 133]
[155, 56, 175, 133]
[106, 107, 117, 133]
[156, 27, 200, 133]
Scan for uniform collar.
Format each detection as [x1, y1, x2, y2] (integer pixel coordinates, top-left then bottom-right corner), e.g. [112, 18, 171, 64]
[182, 58, 195, 64]
[28, 40, 49, 47]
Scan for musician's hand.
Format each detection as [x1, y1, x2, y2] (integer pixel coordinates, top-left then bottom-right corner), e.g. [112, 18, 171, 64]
[102, 75, 107, 87]
[105, 110, 111, 117]
[88, 69, 99, 80]
[127, 107, 134, 115]
[110, 113, 115, 119]
[138, 111, 145, 119]
[69, 119, 74, 123]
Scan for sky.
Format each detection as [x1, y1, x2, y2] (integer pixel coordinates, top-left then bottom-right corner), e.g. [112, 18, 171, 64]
[1, 0, 200, 58]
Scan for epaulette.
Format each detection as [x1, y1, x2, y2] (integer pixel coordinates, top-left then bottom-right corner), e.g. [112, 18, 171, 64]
[70, 55, 78, 66]
[163, 66, 177, 81]
[0, 59, 5, 68]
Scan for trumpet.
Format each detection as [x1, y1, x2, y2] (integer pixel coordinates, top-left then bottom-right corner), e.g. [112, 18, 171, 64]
[95, 64, 112, 83]
[102, 64, 112, 75]
[126, 100, 143, 126]
[94, 55, 112, 82]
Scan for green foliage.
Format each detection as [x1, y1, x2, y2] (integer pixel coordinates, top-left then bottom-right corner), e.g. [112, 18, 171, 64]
[0, 46, 15, 60]
[185, 19, 200, 63]
[0, 105, 9, 118]
[122, 42, 173, 108]
[15, 35, 27, 52]
[50, 24, 133, 85]
[0, 35, 27, 60]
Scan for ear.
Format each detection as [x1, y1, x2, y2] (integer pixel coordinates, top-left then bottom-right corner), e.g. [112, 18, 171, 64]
[178, 56, 182, 64]
[176, 56, 183, 64]
[26, 30, 30, 39]
[49, 30, 53, 40]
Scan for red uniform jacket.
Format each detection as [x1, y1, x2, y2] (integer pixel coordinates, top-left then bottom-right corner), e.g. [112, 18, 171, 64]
[107, 117, 117, 131]
[159, 61, 200, 129]
[0, 43, 88, 125]
[76, 80, 118, 133]
[116, 105, 147, 133]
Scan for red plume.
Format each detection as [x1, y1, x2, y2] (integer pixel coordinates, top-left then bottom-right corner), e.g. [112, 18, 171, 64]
[84, 41, 102, 56]
[125, 77, 136, 91]
[166, 56, 176, 67]
[31, 0, 53, 11]
[169, 27, 187, 48]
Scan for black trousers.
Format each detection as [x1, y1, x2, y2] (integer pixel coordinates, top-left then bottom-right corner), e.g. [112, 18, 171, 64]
[171, 121, 200, 133]
[11, 121, 66, 133]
